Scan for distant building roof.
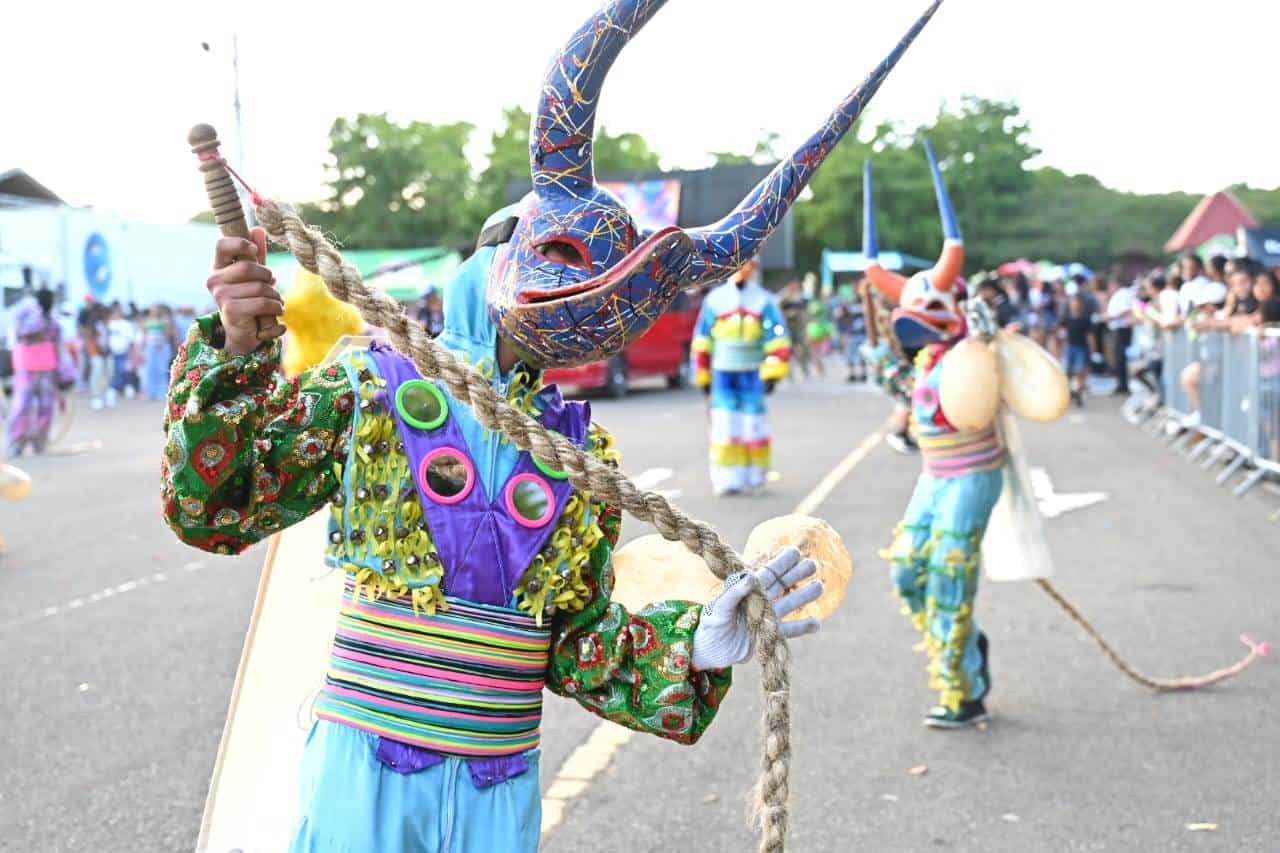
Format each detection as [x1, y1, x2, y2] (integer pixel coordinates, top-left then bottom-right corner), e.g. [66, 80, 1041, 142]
[1164, 191, 1258, 254]
[505, 162, 797, 270]
[0, 169, 65, 205]
[820, 249, 932, 287]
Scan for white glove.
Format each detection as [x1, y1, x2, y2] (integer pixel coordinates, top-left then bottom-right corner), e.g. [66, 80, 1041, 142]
[691, 546, 823, 671]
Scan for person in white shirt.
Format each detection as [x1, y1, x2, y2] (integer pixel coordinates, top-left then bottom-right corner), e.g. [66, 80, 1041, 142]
[105, 304, 139, 405]
[1172, 255, 1228, 429]
[1157, 274, 1183, 326]
[1176, 254, 1228, 318]
[1105, 277, 1136, 395]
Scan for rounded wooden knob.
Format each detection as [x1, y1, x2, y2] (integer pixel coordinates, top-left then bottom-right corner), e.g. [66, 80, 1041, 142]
[188, 123, 285, 343]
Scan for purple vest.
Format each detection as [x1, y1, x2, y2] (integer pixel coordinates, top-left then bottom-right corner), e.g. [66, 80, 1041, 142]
[364, 344, 591, 784]
[367, 343, 589, 606]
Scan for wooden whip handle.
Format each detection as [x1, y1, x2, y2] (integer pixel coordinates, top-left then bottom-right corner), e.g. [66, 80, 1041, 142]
[859, 280, 879, 349]
[187, 123, 285, 342]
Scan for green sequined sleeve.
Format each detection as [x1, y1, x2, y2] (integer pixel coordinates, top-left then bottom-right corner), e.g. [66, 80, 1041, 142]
[545, 424, 733, 745]
[161, 313, 356, 555]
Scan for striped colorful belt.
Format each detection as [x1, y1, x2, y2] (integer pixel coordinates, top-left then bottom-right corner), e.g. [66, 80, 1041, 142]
[315, 578, 551, 757]
[917, 426, 1006, 478]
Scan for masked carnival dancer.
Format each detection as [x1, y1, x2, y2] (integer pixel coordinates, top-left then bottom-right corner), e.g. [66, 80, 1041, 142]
[860, 286, 917, 456]
[160, 1, 944, 849]
[693, 261, 791, 496]
[865, 141, 1004, 728]
[7, 288, 74, 456]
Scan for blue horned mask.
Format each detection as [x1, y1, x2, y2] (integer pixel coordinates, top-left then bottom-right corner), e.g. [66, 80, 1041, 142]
[485, 0, 945, 369]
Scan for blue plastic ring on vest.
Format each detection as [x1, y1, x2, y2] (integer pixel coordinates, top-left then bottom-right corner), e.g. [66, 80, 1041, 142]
[396, 380, 448, 430]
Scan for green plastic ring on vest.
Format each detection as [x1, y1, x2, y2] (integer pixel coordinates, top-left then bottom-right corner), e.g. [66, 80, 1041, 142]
[531, 452, 569, 481]
[395, 380, 448, 431]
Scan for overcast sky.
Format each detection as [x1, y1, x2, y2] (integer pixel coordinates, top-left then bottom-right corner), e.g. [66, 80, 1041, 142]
[6, 0, 1277, 223]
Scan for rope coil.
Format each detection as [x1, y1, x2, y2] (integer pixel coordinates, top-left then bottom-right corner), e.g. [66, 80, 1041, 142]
[252, 199, 794, 853]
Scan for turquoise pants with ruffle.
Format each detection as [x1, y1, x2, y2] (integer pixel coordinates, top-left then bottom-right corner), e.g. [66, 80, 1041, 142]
[887, 469, 1003, 711]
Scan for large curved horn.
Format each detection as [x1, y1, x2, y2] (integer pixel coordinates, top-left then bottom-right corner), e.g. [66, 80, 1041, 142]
[863, 159, 906, 303]
[924, 138, 965, 290]
[683, 0, 944, 286]
[530, 0, 667, 196]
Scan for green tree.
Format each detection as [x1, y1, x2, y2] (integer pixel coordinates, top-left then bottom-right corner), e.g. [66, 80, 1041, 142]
[710, 131, 783, 167]
[475, 106, 532, 218]
[304, 113, 481, 250]
[592, 127, 663, 174]
[792, 98, 1041, 275]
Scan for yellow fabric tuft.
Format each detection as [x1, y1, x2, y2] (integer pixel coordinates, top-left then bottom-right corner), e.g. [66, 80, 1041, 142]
[281, 269, 365, 377]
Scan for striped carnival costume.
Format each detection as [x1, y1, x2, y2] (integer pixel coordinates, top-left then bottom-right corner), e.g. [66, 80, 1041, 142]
[884, 346, 1003, 717]
[867, 138, 1000, 727]
[164, 251, 732, 852]
[693, 266, 791, 496]
[162, 0, 945, 847]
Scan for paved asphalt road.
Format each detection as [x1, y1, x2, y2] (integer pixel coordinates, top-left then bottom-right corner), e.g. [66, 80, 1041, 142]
[1, 375, 1276, 853]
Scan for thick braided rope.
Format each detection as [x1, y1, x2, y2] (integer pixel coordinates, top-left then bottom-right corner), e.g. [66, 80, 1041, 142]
[1036, 580, 1269, 690]
[255, 199, 793, 853]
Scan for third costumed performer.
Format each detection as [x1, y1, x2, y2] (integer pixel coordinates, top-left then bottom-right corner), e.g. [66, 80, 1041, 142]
[866, 141, 1001, 729]
[693, 260, 791, 496]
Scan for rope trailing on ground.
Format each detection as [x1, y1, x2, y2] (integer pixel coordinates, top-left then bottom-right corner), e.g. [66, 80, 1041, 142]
[1036, 579, 1270, 690]
[254, 199, 793, 853]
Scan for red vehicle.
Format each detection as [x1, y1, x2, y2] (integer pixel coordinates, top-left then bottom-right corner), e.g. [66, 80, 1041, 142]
[543, 291, 702, 397]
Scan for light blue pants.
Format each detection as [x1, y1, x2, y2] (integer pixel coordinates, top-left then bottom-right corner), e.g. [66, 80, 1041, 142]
[888, 469, 1003, 710]
[290, 721, 542, 853]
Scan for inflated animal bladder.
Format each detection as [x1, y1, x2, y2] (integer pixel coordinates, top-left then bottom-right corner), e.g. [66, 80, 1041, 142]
[995, 330, 1070, 423]
[613, 515, 853, 623]
[610, 535, 725, 610]
[0, 464, 31, 501]
[743, 515, 853, 621]
[939, 336, 1001, 431]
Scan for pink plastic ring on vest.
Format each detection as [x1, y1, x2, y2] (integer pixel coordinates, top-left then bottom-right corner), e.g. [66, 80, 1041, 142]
[419, 447, 476, 505]
[504, 473, 556, 529]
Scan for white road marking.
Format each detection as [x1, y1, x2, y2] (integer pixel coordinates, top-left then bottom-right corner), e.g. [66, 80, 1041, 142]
[0, 560, 205, 630]
[631, 467, 675, 490]
[793, 429, 886, 517]
[1030, 467, 1109, 519]
[540, 423, 887, 838]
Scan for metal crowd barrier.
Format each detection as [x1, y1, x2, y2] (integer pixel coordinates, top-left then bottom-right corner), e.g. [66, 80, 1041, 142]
[1153, 327, 1280, 497]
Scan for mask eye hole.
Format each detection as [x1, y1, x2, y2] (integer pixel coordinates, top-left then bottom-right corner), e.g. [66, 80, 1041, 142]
[536, 238, 591, 270]
[924, 300, 947, 312]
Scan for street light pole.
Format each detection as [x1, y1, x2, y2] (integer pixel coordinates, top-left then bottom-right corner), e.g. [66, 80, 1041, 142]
[200, 35, 252, 224]
[232, 34, 246, 176]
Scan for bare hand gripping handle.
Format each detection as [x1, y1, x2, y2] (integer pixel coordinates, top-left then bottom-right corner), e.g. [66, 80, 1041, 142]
[187, 123, 286, 342]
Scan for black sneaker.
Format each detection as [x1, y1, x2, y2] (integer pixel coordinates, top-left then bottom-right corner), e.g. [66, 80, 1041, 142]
[977, 632, 991, 700]
[885, 431, 918, 455]
[924, 699, 989, 729]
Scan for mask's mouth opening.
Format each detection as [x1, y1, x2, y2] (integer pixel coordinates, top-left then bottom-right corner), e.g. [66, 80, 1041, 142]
[515, 227, 690, 309]
[534, 238, 591, 269]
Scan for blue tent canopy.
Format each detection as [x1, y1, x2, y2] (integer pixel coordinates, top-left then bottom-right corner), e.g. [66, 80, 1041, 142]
[820, 249, 932, 288]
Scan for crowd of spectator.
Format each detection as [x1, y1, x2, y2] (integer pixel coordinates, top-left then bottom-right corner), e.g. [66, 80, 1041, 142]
[969, 253, 1280, 410]
[70, 300, 196, 409]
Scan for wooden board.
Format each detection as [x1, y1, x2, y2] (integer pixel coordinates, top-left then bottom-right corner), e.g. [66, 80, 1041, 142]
[197, 337, 372, 853]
